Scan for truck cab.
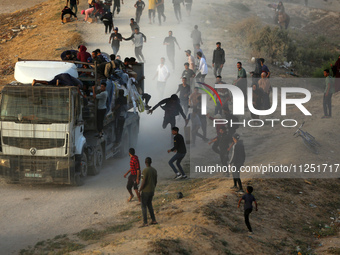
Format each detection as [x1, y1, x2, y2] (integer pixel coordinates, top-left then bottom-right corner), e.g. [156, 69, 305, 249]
[0, 60, 143, 185]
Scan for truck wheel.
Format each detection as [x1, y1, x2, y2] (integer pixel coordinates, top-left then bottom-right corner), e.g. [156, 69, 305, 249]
[118, 130, 129, 158]
[129, 123, 139, 148]
[89, 145, 103, 175]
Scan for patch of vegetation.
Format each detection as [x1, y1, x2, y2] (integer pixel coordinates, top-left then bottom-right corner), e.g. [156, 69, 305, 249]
[328, 247, 340, 254]
[149, 238, 191, 255]
[19, 236, 84, 255]
[65, 33, 85, 49]
[228, 2, 250, 12]
[230, 17, 337, 76]
[77, 222, 134, 241]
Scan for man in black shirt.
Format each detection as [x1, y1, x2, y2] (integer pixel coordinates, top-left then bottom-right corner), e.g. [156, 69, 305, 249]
[212, 42, 225, 77]
[172, 0, 183, 23]
[113, 0, 123, 17]
[66, 0, 79, 15]
[129, 18, 140, 32]
[148, 94, 187, 129]
[211, 126, 232, 168]
[181, 62, 195, 90]
[229, 133, 245, 193]
[101, 11, 113, 34]
[113, 89, 128, 144]
[163, 31, 180, 70]
[134, 0, 145, 23]
[156, 0, 166, 25]
[167, 127, 187, 179]
[176, 77, 191, 116]
[61, 6, 78, 24]
[109, 27, 123, 55]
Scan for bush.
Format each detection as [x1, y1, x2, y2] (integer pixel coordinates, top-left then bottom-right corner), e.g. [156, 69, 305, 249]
[312, 59, 337, 78]
[231, 17, 337, 76]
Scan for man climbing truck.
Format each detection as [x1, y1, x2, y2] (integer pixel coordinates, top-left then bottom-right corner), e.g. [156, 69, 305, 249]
[0, 60, 144, 185]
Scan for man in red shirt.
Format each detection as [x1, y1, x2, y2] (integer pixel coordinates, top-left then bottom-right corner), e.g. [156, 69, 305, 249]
[124, 148, 141, 202]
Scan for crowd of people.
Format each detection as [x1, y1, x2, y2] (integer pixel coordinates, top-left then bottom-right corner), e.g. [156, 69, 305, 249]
[57, 0, 340, 233]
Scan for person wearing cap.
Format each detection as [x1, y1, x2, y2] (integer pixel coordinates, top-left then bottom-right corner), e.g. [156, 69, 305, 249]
[134, 0, 145, 23]
[229, 133, 245, 193]
[81, 7, 94, 22]
[196, 51, 208, 83]
[148, 94, 187, 129]
[123, 27, 147, 63]
[163, 31, 181, 70]
[109, 27, 123, 55]
[185, 50, 195, 71]
[153, 57, 170, 98]
[212, 42, 225, 77]
[100, 10, 113, 34]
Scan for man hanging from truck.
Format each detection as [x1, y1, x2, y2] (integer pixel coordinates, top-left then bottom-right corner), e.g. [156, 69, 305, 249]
[113, 89, 128, 144]
[92, 82, 108, 138]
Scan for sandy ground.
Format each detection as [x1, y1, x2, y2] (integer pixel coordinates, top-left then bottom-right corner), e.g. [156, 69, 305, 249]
[0, 0, 48, 14]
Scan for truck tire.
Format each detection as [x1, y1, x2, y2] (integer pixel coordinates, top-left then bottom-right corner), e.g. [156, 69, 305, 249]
[89, 145, 103, 175]
[129, 123, 139, 148]
[118, 130, 129, 158]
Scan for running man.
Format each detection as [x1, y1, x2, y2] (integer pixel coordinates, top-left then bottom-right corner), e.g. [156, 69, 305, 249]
[124, 148, 141, 202]
[237, 186, 258, 234]
[167, 127, 188, 179]
[148, 94, 187, 129]
[134, 0, 145, 23]
[153, 57, 170, 98]
[163, 31, 180, 70]
[123, 27, 147, 63]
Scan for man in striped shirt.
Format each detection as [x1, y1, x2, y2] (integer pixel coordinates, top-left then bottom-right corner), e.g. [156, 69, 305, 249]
[124, 148, 141, 202]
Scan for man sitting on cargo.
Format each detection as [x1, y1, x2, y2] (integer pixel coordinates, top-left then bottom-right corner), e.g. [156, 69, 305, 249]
[92, 82, 108, 138]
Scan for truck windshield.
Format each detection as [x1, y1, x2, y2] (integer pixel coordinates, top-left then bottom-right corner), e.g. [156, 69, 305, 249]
[0, 88, 70, 123]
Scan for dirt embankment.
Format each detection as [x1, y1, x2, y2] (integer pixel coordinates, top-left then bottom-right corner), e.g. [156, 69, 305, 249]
[0, 0, 84, 85]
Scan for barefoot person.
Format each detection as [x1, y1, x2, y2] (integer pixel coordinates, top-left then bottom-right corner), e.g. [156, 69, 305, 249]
[139, 157, 158, 227]
[124, 148, 141, 202]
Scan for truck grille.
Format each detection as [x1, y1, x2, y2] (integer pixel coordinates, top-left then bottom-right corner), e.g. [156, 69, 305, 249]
[2, 137, 65, 150]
